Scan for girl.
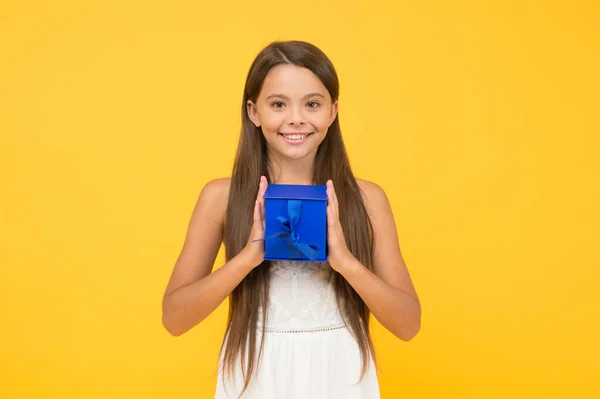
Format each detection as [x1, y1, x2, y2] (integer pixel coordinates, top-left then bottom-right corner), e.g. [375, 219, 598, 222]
[162, 40, 421, 399]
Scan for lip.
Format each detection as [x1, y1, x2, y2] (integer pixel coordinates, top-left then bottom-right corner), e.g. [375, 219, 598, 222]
[278, 132, 313, 145]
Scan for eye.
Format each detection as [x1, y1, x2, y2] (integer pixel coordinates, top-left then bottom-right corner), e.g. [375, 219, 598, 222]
[271, 101, 285, 109]
[307, 101, 320, 108]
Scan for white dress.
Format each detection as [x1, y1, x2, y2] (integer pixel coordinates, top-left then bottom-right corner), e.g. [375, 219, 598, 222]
[214, 260, 380, 399]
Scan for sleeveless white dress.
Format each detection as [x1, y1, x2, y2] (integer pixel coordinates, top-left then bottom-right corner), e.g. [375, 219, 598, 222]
[214, 260, 380, 399]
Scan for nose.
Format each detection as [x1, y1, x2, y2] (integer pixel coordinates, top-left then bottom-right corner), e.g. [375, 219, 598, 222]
[288, 105, 305, 125]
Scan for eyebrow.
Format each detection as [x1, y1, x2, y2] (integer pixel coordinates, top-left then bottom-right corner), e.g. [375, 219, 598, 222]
[265, 92, 325, 100]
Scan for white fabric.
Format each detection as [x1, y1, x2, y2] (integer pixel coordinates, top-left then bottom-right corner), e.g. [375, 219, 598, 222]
[214, 260, 380, 398]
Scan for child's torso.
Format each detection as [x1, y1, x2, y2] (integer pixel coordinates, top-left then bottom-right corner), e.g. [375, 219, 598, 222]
[258, 260, 345, 331]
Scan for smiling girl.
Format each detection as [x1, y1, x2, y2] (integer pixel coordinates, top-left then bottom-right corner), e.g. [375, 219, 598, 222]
[162, 40, 421, 399]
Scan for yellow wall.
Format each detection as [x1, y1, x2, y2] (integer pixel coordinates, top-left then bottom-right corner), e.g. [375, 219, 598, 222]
[1, 1, 598, 398]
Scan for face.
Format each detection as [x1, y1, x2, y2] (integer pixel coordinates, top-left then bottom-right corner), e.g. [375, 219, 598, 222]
[247, 64, 338, 160]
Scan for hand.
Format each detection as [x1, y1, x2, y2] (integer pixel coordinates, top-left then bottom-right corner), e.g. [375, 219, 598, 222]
[241, 175, 268, 269]
[326, 180, 355, 272]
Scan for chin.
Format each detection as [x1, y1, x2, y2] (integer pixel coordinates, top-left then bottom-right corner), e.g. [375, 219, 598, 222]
[277, 145, 317, 160]
[282, 149, 312, 159]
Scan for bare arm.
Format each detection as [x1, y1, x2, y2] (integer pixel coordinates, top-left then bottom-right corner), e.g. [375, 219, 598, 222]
[338, 259, 421, 341]
[350, 180, 421, 340]
[161, 177, 267, 336]
[327, 179, 421, 341]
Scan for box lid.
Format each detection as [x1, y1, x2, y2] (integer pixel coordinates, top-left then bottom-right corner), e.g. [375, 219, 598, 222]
[263, 184, 327, 200]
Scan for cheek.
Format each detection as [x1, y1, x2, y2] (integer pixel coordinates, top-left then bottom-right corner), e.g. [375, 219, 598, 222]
[311, 114, 333, 132]
[260, 113, 285, 132]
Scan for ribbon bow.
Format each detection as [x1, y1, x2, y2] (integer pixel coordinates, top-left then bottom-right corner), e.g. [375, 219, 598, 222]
[253, 199, 319, 261]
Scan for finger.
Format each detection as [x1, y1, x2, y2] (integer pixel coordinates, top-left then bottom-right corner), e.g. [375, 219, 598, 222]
[253, 199, 261, 224]
[260, 176, 268, 218]
[331, 181, 339, 211]
[326, 182, 334, 221]
[328, 180, 339, 220]
[258, 175, 268, 205]
[326, 204, 335, 228]
[256, 176, 264, 200]
[257, 199, 265, 233]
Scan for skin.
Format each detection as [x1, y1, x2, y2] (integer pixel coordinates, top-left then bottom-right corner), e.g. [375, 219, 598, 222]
[162, 64, 421, 341]
[246, 64, 339, 185]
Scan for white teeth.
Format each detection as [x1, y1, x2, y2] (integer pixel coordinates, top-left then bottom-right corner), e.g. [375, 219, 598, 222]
[281, 134, 309, 140]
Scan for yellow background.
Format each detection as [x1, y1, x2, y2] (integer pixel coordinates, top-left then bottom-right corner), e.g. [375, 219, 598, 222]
[1, 1, 598, 398]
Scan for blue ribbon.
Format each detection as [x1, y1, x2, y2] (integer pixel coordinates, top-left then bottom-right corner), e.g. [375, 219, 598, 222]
[253, 199, 319, 261]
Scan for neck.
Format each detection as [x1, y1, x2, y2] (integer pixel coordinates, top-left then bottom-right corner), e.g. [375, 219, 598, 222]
[267, 150, 316, 185]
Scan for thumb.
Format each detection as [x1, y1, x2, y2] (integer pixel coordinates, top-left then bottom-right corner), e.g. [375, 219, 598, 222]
[251, 200, 266, 240]
[253, 199, 261, 225]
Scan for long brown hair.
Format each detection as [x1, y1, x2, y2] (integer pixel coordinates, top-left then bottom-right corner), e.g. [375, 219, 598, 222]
[221, 40, 376, 395]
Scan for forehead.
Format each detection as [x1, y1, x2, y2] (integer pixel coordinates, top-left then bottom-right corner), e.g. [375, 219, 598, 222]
[260, 64, 329, 99]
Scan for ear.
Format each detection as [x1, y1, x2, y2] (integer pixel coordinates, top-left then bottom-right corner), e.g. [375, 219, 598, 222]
[328, 100, 339, 127]
[246, 100, 261, 128]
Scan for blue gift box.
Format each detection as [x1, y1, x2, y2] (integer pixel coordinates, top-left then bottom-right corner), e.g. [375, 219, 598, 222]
[259, 184, 328, 262]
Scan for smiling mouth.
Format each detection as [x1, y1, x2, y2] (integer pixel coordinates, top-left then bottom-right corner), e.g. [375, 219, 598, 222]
[278, 132, 314, 141]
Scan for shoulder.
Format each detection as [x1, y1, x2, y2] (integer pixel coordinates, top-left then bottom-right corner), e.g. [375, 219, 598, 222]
[195, 177, 231, 225]
[202, 177, 231, 198]
[356, 178, 389, 208]
[355, 177, 395, 225]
